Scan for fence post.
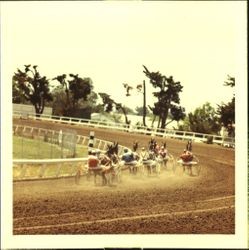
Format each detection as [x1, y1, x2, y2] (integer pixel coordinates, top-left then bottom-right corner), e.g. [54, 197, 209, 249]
[82, 136, 86, 145]
[88, 131, 95, 154]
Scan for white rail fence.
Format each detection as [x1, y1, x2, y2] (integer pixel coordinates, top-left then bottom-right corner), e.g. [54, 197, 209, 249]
[13, 158, 88, 181]
[13, 111, 235, 147]
[13, 125, 127, 181]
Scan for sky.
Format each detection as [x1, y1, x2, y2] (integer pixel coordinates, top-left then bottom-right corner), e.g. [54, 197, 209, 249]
[1, 1, 245, 114]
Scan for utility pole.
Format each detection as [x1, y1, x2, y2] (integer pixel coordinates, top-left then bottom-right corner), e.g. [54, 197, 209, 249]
[142, 80, 146, 127]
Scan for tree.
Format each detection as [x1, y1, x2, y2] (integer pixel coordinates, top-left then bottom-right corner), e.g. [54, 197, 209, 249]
[12, 65, 53, 115]
[217, 75, 235, 136]
[224, 75, 235, 87]
[167, 105, 186, 126]
[12, 78, 30, 104]
[98, 93, 130, 125]
[78, 91, 99, 109]
[143, 65, 185, 128]
[51, 86, 68, 116]
[178, 116, 191, 131]
[53, 74, 93, 116]
[188, 102, 221, 134]
[123, 81, 147, 126]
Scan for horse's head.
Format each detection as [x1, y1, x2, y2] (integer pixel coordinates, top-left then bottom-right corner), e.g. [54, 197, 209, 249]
[133, 141, 138, 152]
[106, 142, 119, 157]
[113, 142, 119, 155]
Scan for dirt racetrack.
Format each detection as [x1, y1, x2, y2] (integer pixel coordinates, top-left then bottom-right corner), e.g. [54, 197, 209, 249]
[13, 118, 235, 234]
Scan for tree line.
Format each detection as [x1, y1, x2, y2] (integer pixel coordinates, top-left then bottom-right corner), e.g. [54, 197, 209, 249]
[12, 64, 235, 137]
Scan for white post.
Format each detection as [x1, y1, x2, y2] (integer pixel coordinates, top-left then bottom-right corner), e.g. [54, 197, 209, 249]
[58, 130, 63, 145]
[88, 131, 95, 154]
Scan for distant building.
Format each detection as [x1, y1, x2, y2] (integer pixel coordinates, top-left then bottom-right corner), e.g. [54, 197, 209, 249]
[91, 112, 179, 129]
[91, 113, 116, 123]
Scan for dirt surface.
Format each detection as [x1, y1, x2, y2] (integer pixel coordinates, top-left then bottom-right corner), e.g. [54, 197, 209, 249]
[13, 118, 235, 234]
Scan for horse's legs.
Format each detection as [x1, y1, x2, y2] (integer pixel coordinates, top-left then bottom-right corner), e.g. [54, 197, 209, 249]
[140, 164, 145, 176]
[86, 171, 91, 181]
[157, 163, 160, 175]
[134, 166, 137, 175]
[182, 165, 186, 174]
[147, 165, 151, 176]
[94, 173, 97, 185]
[146, 165, 149, 176]
[129, 165, 132, 174]
[131, 165, 136, 175]
[164, 159, 167, 169]
[150, 165, 153, 175]
[189, 165, 193, 176]
[102, 172, 107, 186]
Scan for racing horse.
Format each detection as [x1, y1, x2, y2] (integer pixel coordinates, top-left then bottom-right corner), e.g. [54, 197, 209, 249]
[89, 152, 120, 186]
[120, 144, 142, 175]
[175, 145, 201, 176]
[143, 150, 161, 176]
[127, 151, 141, 175]
[100, 142, 121, 185]
[156, 152, 175, 171]
[75, 142, 120, 186]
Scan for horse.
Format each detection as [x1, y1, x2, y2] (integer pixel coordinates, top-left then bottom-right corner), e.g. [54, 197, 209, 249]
[142, 151, 160, 176]
[175, 153, 200, 176]
[86, 153, 110, 185]
[90, 141, 121, 186]
[75, 142, 121, 186]
[102, 153, 121, 185]
[157, 151, 174, 171]
[119, 149, 143, 176]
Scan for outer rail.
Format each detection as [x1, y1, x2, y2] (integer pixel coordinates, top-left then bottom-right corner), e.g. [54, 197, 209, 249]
[13, 111, 235, 147]
[13, 124, 127, 181]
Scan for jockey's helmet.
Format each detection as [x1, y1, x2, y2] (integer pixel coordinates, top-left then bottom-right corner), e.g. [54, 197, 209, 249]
[91, 149, 96, 155]
[141, 147, 145, 151]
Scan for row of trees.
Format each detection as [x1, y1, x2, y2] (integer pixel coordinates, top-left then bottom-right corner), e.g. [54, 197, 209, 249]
[12, 64, 235, 136]
[178, 76, 235, 136]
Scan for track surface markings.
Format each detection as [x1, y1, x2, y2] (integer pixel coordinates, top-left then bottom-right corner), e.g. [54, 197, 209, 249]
[14, 204, 234, 232]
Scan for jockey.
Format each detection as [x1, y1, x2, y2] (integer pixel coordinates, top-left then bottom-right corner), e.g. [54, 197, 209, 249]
[180, 149, 193, 163]
[88, 150, 102, 169]
[158, 146, 169, 167]
[154, 144, 160, 155]
[140, 147, 154, 165]
[140, 147, 149, 160]
[121, 148, 137, 166]
[180, 149, 194, 175]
